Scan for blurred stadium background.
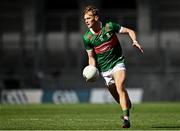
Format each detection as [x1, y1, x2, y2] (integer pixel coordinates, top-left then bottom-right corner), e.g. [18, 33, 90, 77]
[0, 0, 180, 104]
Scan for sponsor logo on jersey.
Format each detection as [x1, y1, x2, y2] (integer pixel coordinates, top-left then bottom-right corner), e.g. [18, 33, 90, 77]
[94, 35, 119, 54]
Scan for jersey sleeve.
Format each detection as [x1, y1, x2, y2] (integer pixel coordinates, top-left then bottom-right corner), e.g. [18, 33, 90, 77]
[109, 22, 122, 33]
[83, 35, 93, 51]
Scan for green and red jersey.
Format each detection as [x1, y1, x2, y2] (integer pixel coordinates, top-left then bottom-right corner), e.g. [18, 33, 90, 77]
[83, 21, 124, 72]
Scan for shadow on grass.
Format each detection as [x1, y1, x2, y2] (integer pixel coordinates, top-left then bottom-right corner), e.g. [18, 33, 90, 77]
[152, 125, 180, 129]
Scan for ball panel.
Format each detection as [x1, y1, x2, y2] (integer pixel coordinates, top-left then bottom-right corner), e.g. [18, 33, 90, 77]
[82, 65, 99, 82]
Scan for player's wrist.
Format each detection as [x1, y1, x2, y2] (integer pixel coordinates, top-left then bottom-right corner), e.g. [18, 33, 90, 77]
[132, 40, 138, 45]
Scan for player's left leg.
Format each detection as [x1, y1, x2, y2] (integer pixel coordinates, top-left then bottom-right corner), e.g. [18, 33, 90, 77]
[107, 84, 119, 103]
[113, 70, 131, 128]
[108, 84, 131, 109]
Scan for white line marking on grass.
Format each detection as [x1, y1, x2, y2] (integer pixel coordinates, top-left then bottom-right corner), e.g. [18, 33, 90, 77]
[9, 118, 53, 121]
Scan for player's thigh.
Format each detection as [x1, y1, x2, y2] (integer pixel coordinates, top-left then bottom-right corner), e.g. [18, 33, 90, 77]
[113, 70, 126, 87]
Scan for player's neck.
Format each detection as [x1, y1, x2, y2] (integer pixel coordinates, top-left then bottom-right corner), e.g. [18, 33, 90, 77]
[90, 21, 102, 35]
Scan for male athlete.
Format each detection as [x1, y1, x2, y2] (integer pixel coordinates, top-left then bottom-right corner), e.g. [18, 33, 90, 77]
[82, 5, 144, 128]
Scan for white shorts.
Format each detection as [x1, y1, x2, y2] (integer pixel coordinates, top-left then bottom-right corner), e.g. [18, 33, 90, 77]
[101, 63, 126, 86]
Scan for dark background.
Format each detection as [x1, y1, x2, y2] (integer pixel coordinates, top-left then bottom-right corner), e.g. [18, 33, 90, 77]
[0, 0, 180, 102]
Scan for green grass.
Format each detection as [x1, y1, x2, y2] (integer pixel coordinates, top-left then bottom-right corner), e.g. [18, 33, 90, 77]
[0, 103, 180, 130]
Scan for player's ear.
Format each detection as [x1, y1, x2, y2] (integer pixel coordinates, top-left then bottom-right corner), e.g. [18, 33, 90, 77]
[94, 15, 99, 21]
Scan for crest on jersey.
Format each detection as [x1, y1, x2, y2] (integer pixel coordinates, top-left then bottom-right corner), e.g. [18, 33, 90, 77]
[88, 34, 93, 40]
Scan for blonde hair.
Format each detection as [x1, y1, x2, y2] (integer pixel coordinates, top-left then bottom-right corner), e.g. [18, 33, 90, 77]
[83, 5, 99, 16]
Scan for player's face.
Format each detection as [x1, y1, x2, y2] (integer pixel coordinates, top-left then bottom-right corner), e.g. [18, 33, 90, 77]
[84, 11, 98, 28]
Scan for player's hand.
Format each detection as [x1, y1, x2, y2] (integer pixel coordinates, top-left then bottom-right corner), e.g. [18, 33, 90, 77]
[84, 77, 94, 82]
[132, 41, 144, 53]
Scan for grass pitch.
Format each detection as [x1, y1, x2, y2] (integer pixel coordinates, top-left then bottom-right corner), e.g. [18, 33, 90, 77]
[0, 103, 180, 130]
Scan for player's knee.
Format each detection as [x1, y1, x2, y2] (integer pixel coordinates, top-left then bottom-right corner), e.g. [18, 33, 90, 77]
[117, 84, 126, 93]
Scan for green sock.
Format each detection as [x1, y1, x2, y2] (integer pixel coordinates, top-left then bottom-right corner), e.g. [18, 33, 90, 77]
[123, 109, 129, 117]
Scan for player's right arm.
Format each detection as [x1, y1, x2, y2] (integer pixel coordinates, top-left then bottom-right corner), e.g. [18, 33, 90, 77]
[83, 33, 96, 66]
[87, 50, 96, 66]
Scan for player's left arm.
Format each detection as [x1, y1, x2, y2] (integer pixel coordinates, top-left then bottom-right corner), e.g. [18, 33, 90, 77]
[119, 27, 144, 53]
